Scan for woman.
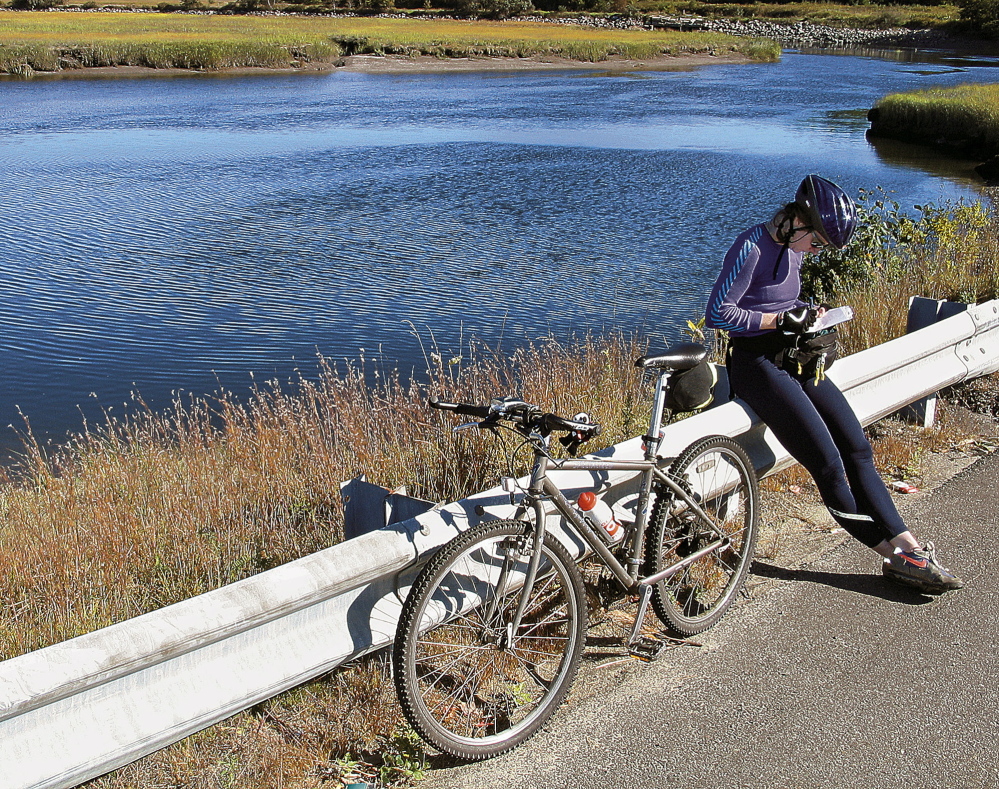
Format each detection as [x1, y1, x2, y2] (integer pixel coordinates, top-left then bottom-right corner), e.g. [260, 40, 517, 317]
[705, 174, 962, 594]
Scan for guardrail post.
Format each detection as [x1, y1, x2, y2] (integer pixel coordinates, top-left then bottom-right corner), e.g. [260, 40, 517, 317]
[901, 297, 968, 426]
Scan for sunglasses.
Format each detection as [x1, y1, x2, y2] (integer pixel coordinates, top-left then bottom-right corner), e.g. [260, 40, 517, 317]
[792, 226, 829, 249]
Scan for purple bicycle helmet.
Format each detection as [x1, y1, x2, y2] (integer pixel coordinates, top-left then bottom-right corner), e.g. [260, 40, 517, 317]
[794, 174, 858, 249]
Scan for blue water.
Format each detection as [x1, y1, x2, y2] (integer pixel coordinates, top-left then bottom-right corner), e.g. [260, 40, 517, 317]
[2, 48, 999, 459]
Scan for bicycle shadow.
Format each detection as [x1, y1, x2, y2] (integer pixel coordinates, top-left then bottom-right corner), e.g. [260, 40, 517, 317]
[751, 560, 935, 605]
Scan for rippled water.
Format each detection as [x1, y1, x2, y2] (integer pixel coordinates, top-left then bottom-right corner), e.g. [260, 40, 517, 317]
[2, 49, 999, 458]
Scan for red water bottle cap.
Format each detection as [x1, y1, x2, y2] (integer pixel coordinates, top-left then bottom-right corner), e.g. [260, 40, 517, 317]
[577, 491, 597, 511]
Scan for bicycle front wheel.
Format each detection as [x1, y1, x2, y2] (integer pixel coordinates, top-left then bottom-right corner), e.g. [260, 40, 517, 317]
[645, 435, 759, 637]
[393, 519, 587, 760]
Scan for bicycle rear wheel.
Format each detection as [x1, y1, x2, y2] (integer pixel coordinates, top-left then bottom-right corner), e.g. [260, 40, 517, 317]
[393, 519, 586, 760]
[644, 434, 759, 636]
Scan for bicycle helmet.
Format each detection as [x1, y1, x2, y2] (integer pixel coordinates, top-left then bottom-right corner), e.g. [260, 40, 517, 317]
[794, 174, 858, 249]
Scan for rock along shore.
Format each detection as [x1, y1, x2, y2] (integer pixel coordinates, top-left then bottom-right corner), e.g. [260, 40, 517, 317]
[641, 15, 955, 50]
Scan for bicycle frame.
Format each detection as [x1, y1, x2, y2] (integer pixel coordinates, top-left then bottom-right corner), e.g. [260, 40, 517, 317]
[394, 354, 760, 759]
[506, 367, 734, 648]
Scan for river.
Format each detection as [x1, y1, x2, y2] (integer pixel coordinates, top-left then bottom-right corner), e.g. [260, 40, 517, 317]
[2, 47, 999, 460]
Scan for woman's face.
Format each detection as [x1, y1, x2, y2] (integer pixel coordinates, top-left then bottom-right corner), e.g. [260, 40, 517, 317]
[787, 226, 829, 254]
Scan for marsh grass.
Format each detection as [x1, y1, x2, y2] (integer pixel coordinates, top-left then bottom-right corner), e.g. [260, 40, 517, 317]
[873, 83, 999, 157]
[2, 332, 648, 787]
[0, 11, 779, 74]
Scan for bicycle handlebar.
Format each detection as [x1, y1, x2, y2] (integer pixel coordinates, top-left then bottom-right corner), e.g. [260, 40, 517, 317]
[428, 396, 601, 441]
[428, 397, 492, 419]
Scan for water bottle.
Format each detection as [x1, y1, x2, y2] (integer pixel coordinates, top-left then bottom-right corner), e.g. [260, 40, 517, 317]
[576, 491, 624, 544]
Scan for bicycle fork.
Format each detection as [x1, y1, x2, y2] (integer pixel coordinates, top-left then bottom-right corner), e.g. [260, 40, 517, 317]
[485, 460, 553, 652]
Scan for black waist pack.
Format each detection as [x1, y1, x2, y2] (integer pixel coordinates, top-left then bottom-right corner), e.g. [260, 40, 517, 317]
[781, 328, 838, 383]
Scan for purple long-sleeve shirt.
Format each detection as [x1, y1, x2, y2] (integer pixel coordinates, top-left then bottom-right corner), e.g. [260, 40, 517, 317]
[704, 224, 807, 337]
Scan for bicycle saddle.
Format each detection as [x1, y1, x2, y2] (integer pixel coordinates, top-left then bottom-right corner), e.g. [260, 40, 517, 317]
[634, 342, 707, 371]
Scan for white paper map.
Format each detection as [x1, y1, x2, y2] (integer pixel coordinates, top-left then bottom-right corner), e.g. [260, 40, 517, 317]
[811, 305, 854, 332]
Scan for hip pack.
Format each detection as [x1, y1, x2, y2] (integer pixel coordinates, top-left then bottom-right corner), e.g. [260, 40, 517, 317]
[729, 328, 838, 385]
[780, 328, 838, 383]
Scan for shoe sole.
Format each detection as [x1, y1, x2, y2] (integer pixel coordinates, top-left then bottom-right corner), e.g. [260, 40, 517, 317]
[882, 570, 961, 595]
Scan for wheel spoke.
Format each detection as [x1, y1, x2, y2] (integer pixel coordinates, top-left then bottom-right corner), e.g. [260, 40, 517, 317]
[395, 521, 586, 759]
[644, 436, 759, 637]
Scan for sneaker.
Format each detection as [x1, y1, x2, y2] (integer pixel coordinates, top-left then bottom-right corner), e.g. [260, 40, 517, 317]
[882, 542, 964, 594]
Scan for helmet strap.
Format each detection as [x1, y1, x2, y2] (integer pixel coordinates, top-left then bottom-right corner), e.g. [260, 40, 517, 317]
[771, 203, 799, 279]
[772, 240, 789, 279]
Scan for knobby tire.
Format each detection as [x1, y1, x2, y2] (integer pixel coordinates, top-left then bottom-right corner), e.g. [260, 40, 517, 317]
[644, 434, 759, 636]
[393, 519, 587, 760]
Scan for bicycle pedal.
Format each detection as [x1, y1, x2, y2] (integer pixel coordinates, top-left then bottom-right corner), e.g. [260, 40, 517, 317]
[628, 637, 669, 662]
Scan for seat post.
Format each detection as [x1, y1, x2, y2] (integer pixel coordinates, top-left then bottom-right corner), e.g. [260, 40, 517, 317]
[642, 370, 672, 461]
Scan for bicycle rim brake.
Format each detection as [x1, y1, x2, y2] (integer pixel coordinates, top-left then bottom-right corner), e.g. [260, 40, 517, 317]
[644, 435, 759, 636]
[393, 520, 586, 760]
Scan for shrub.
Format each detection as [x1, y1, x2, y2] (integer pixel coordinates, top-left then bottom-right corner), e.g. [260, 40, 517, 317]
[452, 0, 534, 18]
[957, 0, 999, 35]
[800, 190, 999, 352]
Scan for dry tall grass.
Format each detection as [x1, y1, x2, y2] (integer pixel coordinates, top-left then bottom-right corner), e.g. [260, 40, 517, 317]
[0, 332, 646, 661]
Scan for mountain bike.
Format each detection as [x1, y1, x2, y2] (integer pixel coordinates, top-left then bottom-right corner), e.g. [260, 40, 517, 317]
[392, 344, 759, 760]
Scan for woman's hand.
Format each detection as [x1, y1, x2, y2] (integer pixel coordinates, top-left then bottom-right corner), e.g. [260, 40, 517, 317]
[777, 306, 818, 333]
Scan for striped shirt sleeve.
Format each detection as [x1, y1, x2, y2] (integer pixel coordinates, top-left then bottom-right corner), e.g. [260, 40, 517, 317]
[705, 225, 766, 334]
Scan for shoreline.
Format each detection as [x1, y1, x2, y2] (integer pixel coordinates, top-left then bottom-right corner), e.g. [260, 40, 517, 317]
[4, 51, 753, 80]
[338, 51, 751, 73]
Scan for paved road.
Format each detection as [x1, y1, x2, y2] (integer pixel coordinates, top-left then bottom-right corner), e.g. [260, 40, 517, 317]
[421, 452, 999, 789]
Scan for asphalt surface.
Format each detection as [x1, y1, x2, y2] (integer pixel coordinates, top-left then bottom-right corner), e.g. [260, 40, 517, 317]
[421, 450, 999, 789]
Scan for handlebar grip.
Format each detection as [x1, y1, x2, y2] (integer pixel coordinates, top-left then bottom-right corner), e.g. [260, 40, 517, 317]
[428, 396, 492, 419]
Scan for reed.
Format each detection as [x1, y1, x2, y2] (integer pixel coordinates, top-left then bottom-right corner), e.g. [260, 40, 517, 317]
[0, 11, 779, 74]
[0, 332, 647, 661]
[872, 83, 999, 157]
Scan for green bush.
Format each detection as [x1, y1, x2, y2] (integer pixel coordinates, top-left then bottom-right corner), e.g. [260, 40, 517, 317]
[957, 0, 999, 34]
[452, 0, 534, 17]
[801, 188, 999, 309]
[158, 0, 206, 11]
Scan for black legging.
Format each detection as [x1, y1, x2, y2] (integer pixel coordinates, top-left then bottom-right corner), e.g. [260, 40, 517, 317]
[729, 346, 907, 548]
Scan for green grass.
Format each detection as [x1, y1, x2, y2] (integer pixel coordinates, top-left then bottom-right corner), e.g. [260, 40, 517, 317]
[872, 83, 999, 156]
[0, 11, 780, 74]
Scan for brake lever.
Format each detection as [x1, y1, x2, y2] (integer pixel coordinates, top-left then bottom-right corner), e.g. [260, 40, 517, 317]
[559, 434, 582, 457]
[453, 417, 501, 435]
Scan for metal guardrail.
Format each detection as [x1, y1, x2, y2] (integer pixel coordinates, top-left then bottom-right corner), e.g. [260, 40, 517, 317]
[2, 299, 998, 789]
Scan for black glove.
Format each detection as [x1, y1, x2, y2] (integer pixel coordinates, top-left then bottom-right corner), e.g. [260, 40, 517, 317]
[777, 306, 818, 335]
